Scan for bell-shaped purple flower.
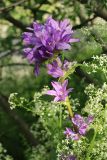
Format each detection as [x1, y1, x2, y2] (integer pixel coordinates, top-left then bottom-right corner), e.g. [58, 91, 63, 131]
[46, 80, 73, 102]
[64, 114, 94, 141]
[47, 57, 63, 78]
[22, 17, 79, 75]
[72, 114, 94, 136]
[47, 57, 70, 78]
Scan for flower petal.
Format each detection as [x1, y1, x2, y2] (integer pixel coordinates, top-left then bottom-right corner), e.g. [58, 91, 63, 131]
[56, 42, 71, 50]
[54, 96, 60, 102]
[62, 80, 68, 91]
[34, 63, 39, 76]
[51, 81, 61, 92]
[69, 38, 80, 43]
[46, 90, 57, 96]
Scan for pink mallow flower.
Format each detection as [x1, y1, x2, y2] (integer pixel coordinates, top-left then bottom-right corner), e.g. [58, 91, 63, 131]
[46, 80, 73, 102]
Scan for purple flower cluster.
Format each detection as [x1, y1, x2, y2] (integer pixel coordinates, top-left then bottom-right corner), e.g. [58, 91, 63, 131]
[64, 114, 94, 140]
[47, 80, 73, 102]
[22, 17, 79, 75]
[22, 17, 94, 160]
[47, 57, 70, 78]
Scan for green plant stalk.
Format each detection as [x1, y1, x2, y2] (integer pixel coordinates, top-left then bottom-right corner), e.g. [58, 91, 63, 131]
[64, 97, 74, 118]
[57, 61, 81, 129]
[86, 127, 97, 160]
[58, 79, 74, 118]
[59, 104, 62, 128]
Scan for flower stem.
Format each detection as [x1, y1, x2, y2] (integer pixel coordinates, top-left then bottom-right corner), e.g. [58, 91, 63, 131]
[59, 71, 74, 119]
[59, 104, 62, 128]
[64, 97, 73, 118]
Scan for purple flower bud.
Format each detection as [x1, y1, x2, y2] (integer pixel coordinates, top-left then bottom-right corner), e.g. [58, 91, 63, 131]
[47, 57, 71, 78]
[67, 155, 77, 160]
[63, 60, 70, 71]
[47, 58, 64, 78]
[64, 128, 80, 141]
[86, 115, 94, 124]
[64, 128, 73, 138]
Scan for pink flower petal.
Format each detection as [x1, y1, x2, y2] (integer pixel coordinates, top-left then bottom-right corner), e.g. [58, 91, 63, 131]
[46, 90, 57, 96]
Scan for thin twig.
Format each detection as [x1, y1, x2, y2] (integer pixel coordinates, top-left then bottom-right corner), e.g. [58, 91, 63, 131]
[75, 67, 98, 85]
[0, 50, 11, 59]
[4, 14, 27, 31]
[0, 0, 29, 13]
[73, 15, 97, 30]
[76, 0, 107, 22]
[0, 63, 33, 68]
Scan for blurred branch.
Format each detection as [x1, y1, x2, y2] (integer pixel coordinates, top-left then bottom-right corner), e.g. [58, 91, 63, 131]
[0, 63, 33, 68]
[0, 0, 28, 31]
[0, 49, 22, 59]
[0, 50, 11, 59]
[4, 14, 27, 31]
[94, 7, 107, 21]
[90, 31, 107, 53]
[77, 0, 88, 3]
[75, 67, 98, 85]
[73, 15, 97, 30]
[0, 0, 29, 13]
[0, 62, 98, 85]
[0, 94, 38, 147]
[77, 0, 107, 21]
[30, 0, 50, 17]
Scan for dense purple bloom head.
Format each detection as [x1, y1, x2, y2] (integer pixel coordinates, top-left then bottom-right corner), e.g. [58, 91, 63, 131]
[22, 17, 79, 75]
[72, 114, 94, 135]
[47, 57, 70, 78]
[46, 80, 73, 102]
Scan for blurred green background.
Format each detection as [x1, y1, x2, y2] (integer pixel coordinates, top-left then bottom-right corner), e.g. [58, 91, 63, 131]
[0, 0, 107, 159]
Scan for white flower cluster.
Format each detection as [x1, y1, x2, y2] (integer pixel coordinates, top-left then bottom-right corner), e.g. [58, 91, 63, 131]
[83, 54, 107, 77]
